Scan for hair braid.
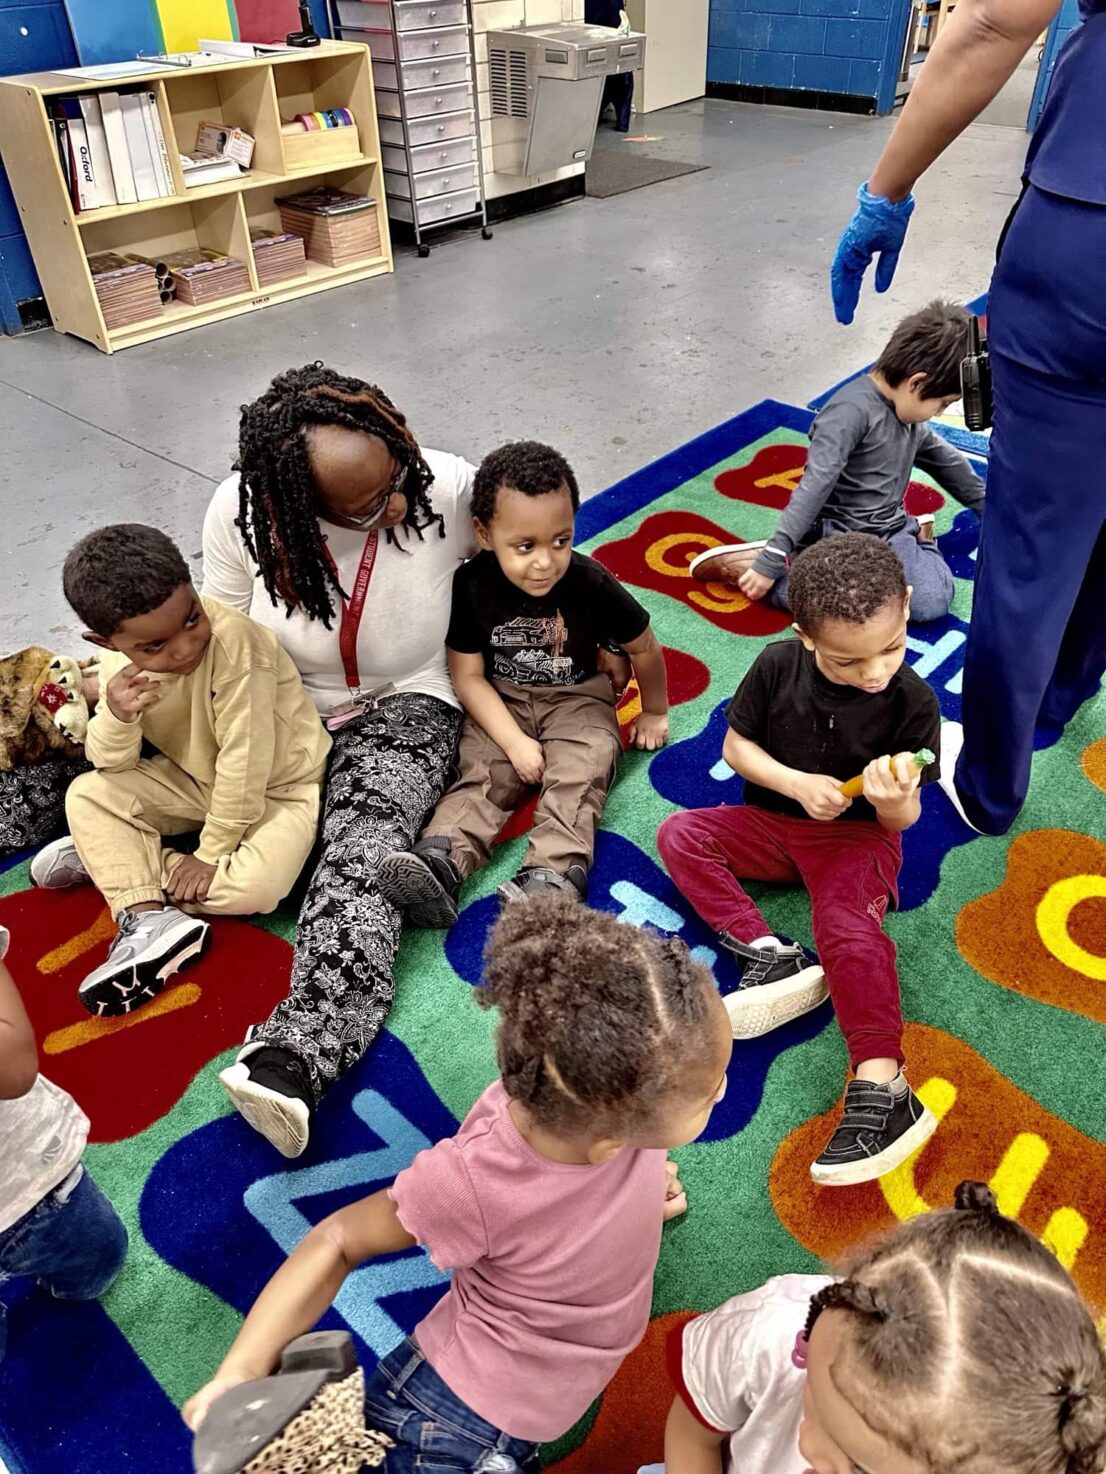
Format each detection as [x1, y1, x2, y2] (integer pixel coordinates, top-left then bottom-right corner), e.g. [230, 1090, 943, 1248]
[805, 1181, 1106, 1474]
[234, 363, 443, 627]
[478, 895, 719, 1135]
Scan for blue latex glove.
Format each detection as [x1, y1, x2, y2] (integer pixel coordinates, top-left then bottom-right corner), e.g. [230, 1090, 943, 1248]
[830, 182, 916, 325]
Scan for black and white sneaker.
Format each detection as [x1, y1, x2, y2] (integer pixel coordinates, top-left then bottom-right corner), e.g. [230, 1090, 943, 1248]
[497, 865, 588, 905]
[220, 1043, 314, 1159]
[78, 906, 210, 1018]
[718, 936, 828, 1040]
[31, 836, 90, 890]
[811, 1075, 938, 1186]
[377, 837, 462, 928]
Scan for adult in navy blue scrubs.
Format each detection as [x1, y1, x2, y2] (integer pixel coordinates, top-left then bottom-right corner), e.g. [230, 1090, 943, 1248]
[830, 0, 1106, 835]
[586, 0, 634, 130]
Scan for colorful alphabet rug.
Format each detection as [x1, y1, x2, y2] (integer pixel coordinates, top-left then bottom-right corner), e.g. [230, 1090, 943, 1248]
[3, 394, 1105, 1474]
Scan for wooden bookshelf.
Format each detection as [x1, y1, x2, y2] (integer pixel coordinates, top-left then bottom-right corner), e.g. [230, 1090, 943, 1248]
[0, 41, 392, 353]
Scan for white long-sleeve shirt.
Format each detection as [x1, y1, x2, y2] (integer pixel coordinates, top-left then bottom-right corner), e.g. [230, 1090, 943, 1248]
[201, 449, 478, 715]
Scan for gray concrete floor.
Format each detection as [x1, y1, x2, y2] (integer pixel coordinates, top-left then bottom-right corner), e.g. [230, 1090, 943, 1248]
[1, 96, 1028, 653]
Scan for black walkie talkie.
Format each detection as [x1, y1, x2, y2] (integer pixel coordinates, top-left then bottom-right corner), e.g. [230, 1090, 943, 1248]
[961, 315, 992, 431]
[287, 2, 322, 45]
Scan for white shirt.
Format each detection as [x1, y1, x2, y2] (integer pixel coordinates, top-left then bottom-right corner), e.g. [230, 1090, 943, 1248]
[201, 448, 478, 716]
[0, 926, 89, 1234]
[675, 1274, 833, 1474]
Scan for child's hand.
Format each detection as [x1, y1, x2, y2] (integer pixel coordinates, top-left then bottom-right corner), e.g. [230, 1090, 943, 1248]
[105, 664, 162, 724]
[182, 1368, 255, 1432]
[737, 569, 775, 602]
[790, 772, 852, 821]
[508, 735, 546, 786]
[629, 711, 669, 751]
[596, 646, 633, 697]
[663, 1158, 688, 1221]
[167, 855, 217, 905]
[862, 753, 921, 808]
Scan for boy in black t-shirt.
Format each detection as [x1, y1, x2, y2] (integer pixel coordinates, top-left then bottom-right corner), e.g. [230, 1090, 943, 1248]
[378, 441, 669, 922]
[658, 534, 941, 1187]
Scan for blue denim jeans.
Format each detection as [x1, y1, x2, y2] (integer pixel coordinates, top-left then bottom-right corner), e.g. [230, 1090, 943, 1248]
[0, 1165, 127, 1363]
[769, 516, 955, 623]
[363, 1338, 541, 1473]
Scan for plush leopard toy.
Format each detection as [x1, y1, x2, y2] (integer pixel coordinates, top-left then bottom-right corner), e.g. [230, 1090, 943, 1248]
[0, 645, 93, 771]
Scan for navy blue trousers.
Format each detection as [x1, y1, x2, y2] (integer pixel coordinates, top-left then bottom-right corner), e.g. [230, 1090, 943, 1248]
[957, 184, 1106, 833]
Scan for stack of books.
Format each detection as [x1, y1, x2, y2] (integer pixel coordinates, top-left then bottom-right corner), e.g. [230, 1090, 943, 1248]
[86, 252, 163, 328]
[276, 188, 381, 267]
[163, 248, 250, 306]
[179, 151, 242, 188]
[250, 228, 308, 285]
[51, 90, 175, 212]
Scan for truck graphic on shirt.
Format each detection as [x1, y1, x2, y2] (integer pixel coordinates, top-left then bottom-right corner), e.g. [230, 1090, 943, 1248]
[490, 612, 576, 684]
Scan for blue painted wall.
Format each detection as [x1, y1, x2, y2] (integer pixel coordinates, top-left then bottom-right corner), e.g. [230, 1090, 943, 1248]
[1029, 0, 1079, 126]
[708, 0, 905, 108]
[0, 0, 78, 325]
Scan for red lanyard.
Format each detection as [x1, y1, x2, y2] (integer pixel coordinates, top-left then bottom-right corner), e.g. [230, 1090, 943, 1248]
[324, 532, 379, 695]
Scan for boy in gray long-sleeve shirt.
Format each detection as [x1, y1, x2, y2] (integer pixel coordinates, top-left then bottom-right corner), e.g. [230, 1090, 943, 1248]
[695, 301, 984, 623]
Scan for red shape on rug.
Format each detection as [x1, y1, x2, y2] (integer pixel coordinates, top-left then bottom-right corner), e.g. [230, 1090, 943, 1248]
[592, 511, 792, 637]
[492, 644, 712, 846]
[550, 1310, 694, 1472]
[0, 886, 293, 1142]
[714, 443, 945, 520]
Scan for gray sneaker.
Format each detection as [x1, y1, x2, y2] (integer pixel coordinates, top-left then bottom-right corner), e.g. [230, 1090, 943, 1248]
[31, 836, 90, 890]
[78, 906, 211, 1018]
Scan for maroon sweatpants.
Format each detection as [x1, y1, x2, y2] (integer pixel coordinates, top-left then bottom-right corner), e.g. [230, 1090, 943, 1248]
[657, 805, 904, 1067]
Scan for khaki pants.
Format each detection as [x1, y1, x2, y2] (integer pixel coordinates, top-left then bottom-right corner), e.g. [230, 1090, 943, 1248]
[65, 756, 321, 919]
[423, 674, 622, 877]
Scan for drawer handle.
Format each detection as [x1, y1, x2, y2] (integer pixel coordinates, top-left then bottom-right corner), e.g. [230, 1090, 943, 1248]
[432, 67, 440, 75]
[434, 95, 444, 106]
[436, 122, 445, 132]
[431, 38, 441, 47]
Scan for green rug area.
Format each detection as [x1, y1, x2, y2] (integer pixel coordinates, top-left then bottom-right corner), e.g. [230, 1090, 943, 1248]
[3, 398, 1103, 1474]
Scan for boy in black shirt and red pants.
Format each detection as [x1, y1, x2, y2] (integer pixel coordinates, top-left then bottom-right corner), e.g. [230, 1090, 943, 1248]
[379, 441, 669, 923]
[659, 533, 941, 1186]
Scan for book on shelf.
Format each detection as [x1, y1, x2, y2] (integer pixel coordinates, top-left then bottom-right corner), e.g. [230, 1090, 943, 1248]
[48, 88, 172, 212]
[99, 91, 138, 205]
[162, 247, 251, 306]
[86, 251, 163, 329]
[179, 151, 243, 186]
[250, 226, 308, 284]
[275, 186, 374, 215]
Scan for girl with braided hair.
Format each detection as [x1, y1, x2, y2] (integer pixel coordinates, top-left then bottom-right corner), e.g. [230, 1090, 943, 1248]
[183, 895, 733, 1471]
[655, 1180, 1106, 1474]
[201, 364, 478, 1158]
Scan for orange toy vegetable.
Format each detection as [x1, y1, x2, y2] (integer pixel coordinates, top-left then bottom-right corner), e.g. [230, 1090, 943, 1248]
[839, 747, 936, 799]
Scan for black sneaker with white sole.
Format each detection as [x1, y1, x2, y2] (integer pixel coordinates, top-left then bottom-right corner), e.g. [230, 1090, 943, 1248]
[718, 935, 828, 1040]
[78, 905, 210, 1018]
[810, 1075, 938, 1186]
[496, 865, 588, 905]
[220, 1044, 315, 1159]
[376, 837, 462, 929]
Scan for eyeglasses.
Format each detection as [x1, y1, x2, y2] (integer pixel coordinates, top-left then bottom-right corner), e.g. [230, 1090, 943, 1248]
[321, 459, 409, 531]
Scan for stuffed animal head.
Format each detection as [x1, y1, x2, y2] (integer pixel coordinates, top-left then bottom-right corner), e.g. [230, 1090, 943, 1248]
[0, 646, 94, 771]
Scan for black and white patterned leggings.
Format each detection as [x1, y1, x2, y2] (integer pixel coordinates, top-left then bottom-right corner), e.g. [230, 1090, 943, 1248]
[249, 691, 461, 1103]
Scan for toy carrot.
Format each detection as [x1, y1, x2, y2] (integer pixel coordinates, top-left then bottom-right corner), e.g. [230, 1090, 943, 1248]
[839, 747, 936, 799]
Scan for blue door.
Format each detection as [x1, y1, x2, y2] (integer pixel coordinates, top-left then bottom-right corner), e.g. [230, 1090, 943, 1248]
[0, 1, 79, 332]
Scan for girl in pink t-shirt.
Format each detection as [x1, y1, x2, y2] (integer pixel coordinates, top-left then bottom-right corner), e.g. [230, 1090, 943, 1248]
[184, 894, 733, 1470]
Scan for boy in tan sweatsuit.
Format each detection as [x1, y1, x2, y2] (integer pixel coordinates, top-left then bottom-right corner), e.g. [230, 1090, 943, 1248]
[33, 524, 330, 1020]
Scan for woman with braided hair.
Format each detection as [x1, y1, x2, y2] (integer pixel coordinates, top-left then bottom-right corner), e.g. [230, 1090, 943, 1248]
[183, 895, 733, 1469]
[201, 363, 478, 1157]
[656, 1179, 1106, 1474]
